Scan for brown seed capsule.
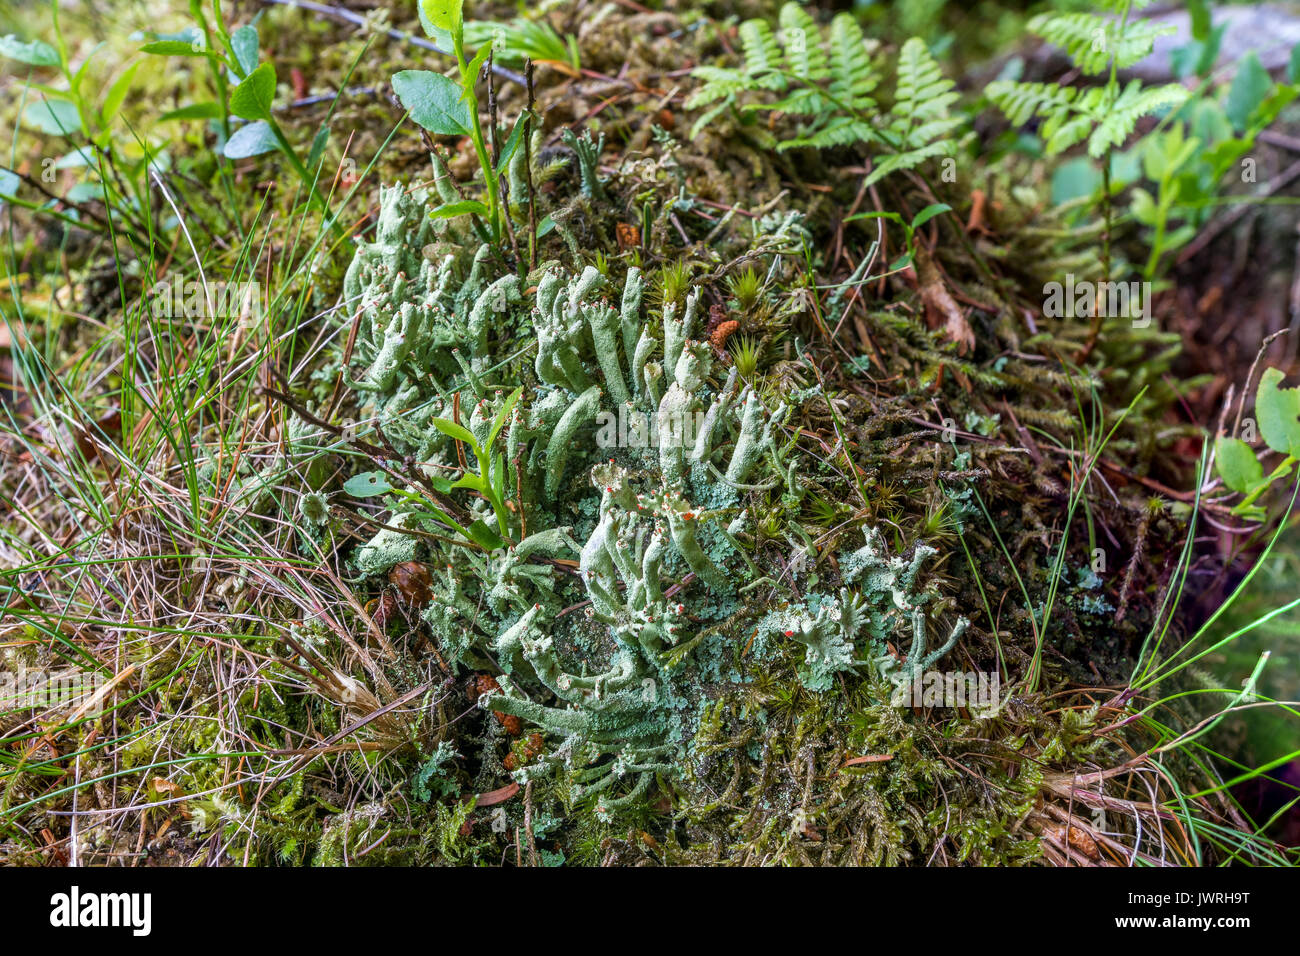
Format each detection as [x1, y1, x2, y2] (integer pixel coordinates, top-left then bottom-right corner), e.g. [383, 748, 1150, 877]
[468, 674, 522, 735]
[522, 733, 544, 760]
[504, 732, 545, 772]
[369, 592, 399, 629]
[389, 561, 433, 608]
[469, 674, 502, 702]
[496, 712, 523, 736]
[616, 222, 640, 251]
[710, 319, 739, 352]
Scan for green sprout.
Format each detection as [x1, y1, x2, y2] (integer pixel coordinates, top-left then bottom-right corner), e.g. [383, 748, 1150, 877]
[1216, 368, 1300, 520]
[392, 0, 528, 243]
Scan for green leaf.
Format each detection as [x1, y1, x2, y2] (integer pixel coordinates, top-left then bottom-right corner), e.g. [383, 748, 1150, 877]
[66, 182, 103, 203]
[429, 199, 489, 219]
[463, 38, 493, 89]
[101, 62, 140, 124]
[1215, 436, 1264, 494]
[845, 210, 904, 227]
[54, 147, 95, 169]
[0, 34, 59, 66]
[1255, 367, 1300, 458]
[1129, 187, 1158, 226]
[139, 39, 211, 57]
[486, 386, 524, 453]
[1245, 84, 1299, 136]
[230, 24, 260, 78]
[429, 416, 479, 449]
[465, 518, 505, 551]
[496, 112, 526, 176]
[343, 471, 393, 498]
[1225, 52, 1271, 132]
[306, 126, 330, 169]
[391, 70, 471, 136]
[223, 120, 279, 159]
[0, 168, 19, 201]
[23, 98, 80, 135]
[1291, 43, 1300, 85]
[421, 506, 469, 538]
[910, 203, 951, 230]
[1050, 156, 1101, 205]
[888, 251, 914, 271]
[420, 0, 464, 36]
[160, 102, 222, 122]
[230, 62, 276, 121]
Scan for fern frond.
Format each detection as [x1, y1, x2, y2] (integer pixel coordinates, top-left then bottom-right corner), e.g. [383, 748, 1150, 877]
[778, 4, 829, 83]
[1040, 108, 1095, 155]
[781, 116, 876, 151]
[686, 20, 787, 109]
[986, 80, 1079, 127]
[826, 12, 878, 113]
[757, 87, 837, 118]
[1087, 80, 1187, 157]
[865, 36, 962, 183]
[864, 140, 952, 186]
[685, 17, 788, 134]
[989, 74, 1185, 157]
[893, 38, 960, 121]
[685, 67, 753, 109]
[1027, 12, 1175, 76]
[688, 4, 882, 149]
[738, 18, 788, 89]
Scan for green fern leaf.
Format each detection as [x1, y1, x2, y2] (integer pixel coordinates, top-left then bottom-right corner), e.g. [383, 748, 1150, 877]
[778, 4, 828, 83]
[684, 67, 751, 109]
[884, 38, 961, 148]
[1027, 11, 1175, 76]
[1087, 80, 1187, 157]
[687, 3, 883, 152]
[756, 87, 836, 118]
[986, 80, 1079, 126]
[826, 12, 877, 113]
[864, 141, 953, 186]
[782, 116, 875, 151]
[739, 18, 787, 89]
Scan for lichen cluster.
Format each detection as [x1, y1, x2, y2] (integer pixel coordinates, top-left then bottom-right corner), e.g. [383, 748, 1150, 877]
[334, 193, 970, 822]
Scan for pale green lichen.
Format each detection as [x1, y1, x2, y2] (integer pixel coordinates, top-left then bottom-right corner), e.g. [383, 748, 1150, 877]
[560, 128, 606, 201]
[354, 512, 418, 575]
[753, 528, 970, 693]
[333, 226, 970, 817]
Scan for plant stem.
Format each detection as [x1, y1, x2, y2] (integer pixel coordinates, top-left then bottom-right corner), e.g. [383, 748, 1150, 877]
[453, 31, 500, 241]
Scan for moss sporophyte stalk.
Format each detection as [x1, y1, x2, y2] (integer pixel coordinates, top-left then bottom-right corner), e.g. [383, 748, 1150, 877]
[335, 185, 969, 817]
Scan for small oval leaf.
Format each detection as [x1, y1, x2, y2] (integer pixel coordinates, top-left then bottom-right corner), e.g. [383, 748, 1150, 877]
[223, 120, 279, 159]
[1256, 367, 1300, 459]
[343, 471, 393, 498]
[230, 62, 277, 121]
[0, 34, 59, 67]
[392, 70, 471, 136]
[1215, 436, 1264, 495]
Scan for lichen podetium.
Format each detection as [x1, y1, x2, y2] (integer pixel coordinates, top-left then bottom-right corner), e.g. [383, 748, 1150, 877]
[337, 197, 967, 821]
